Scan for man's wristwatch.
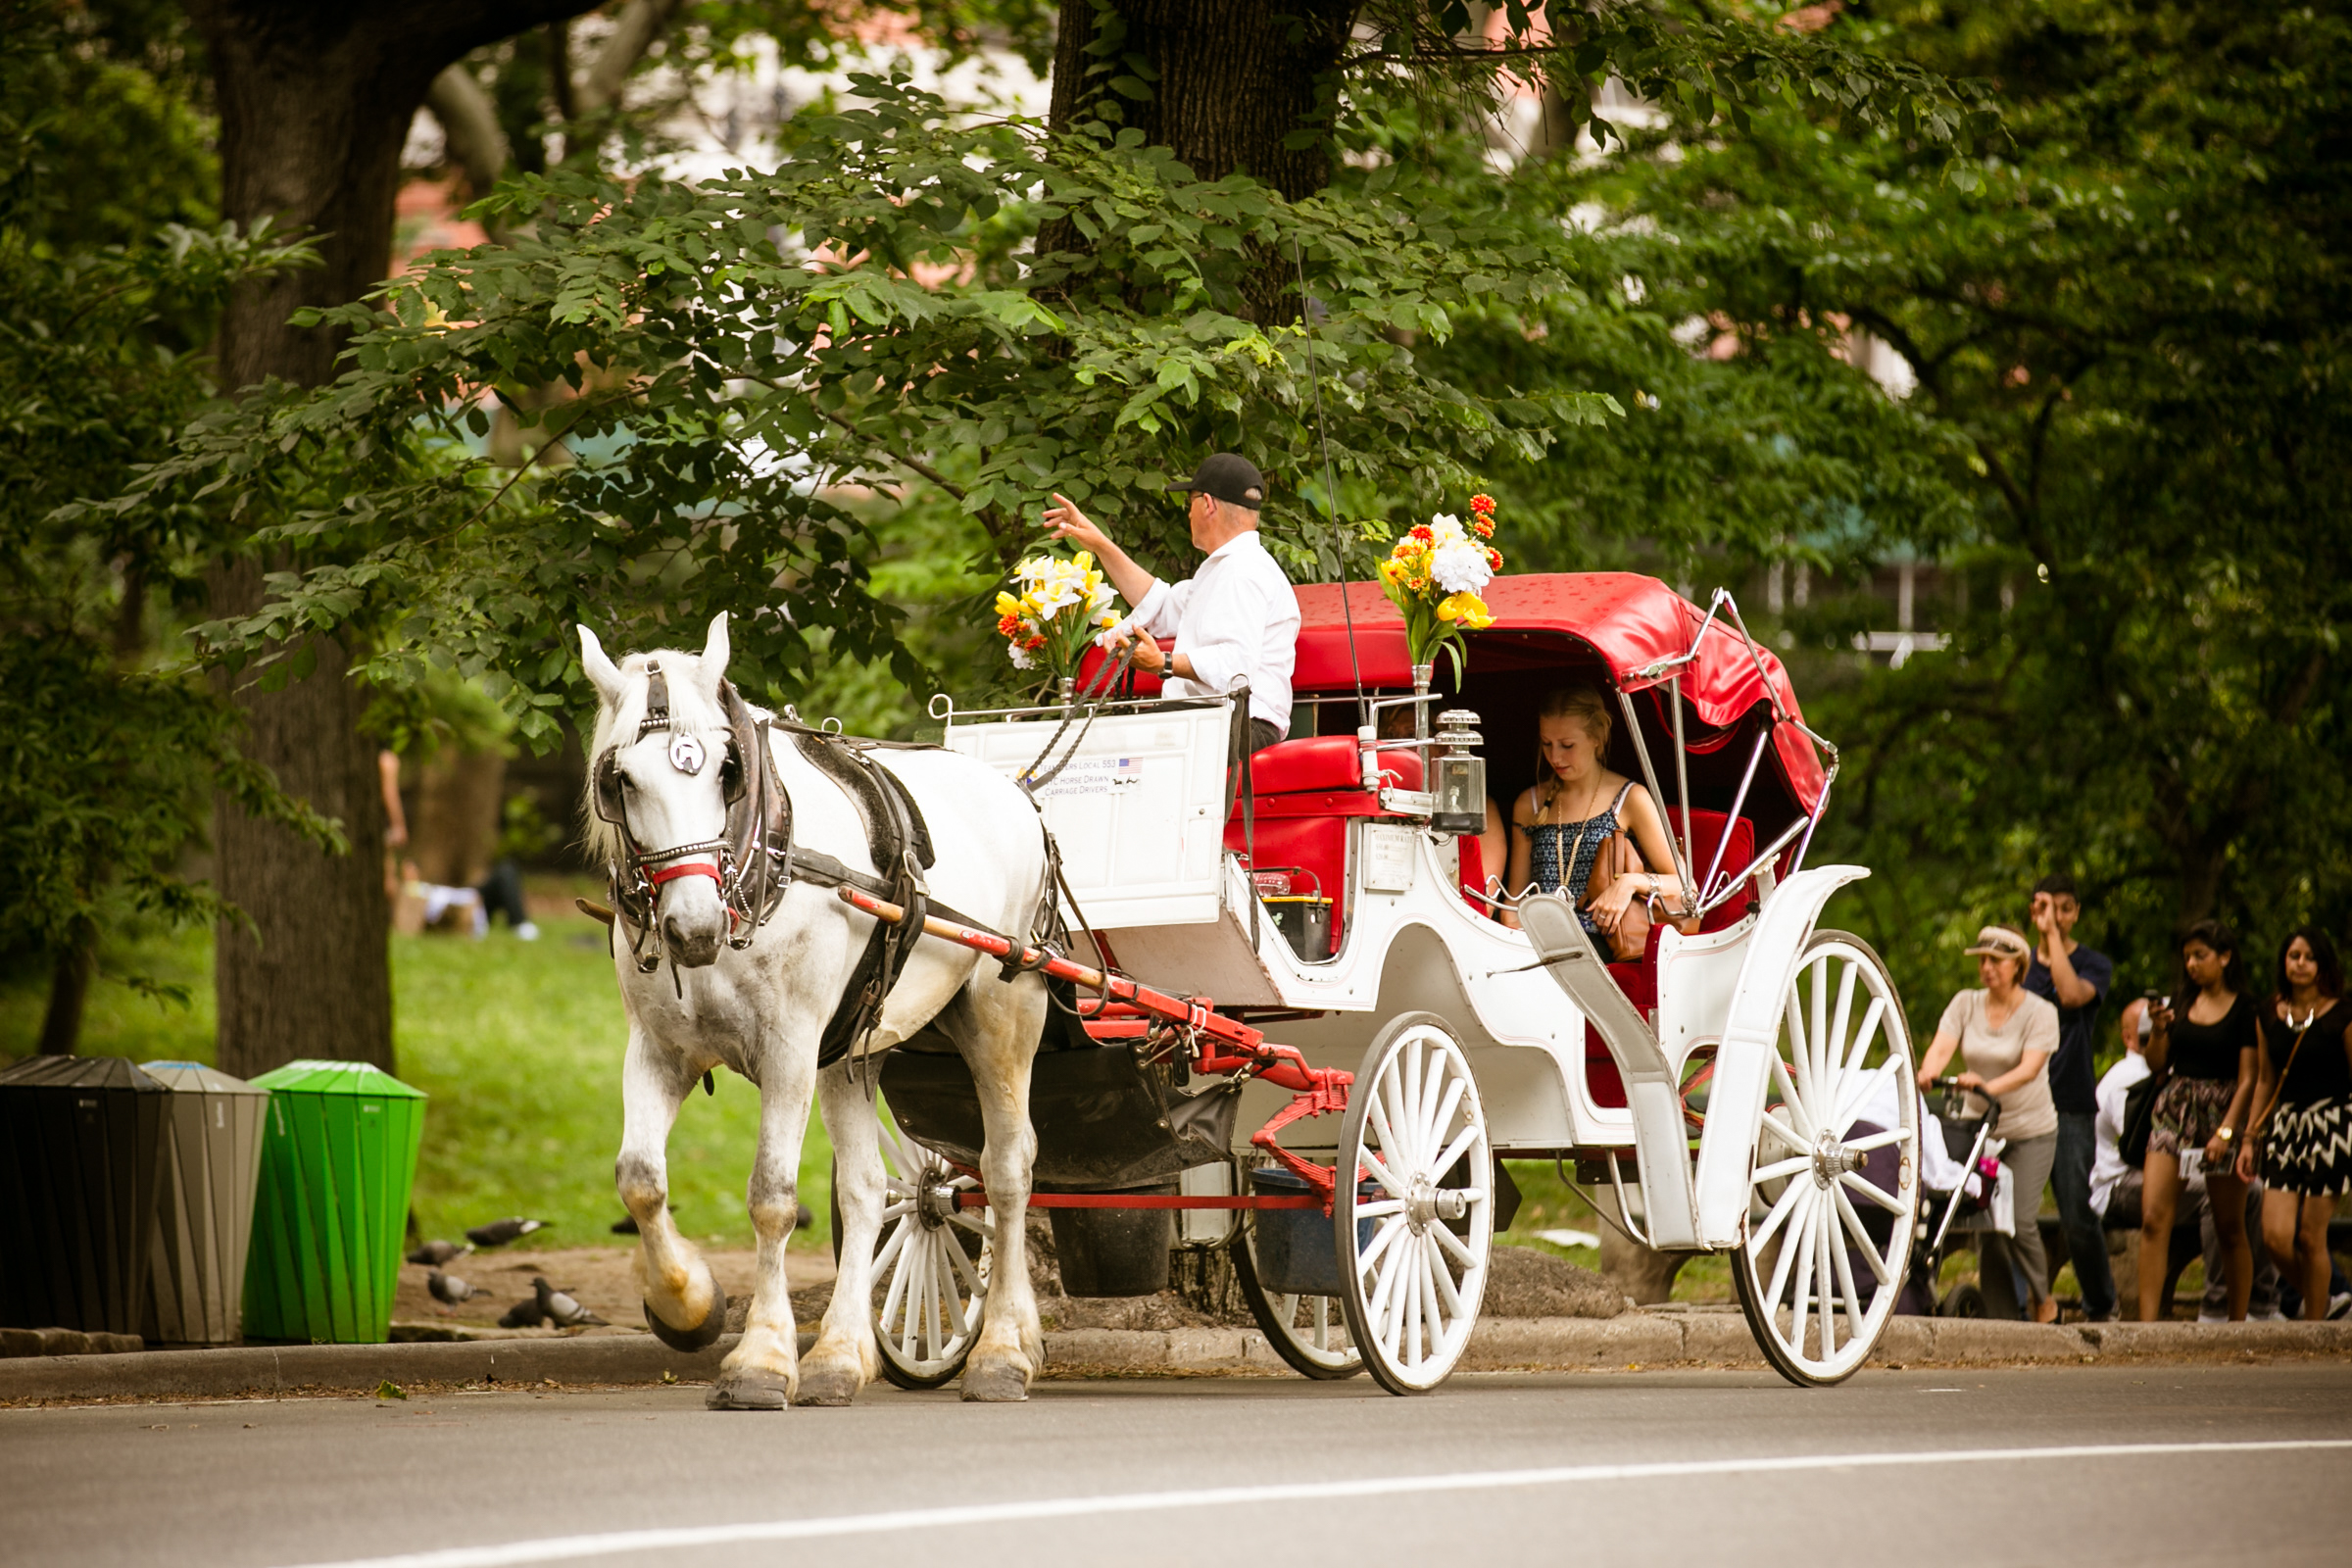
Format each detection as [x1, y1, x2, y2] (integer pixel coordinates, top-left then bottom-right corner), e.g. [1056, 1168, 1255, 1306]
[2216, 1126, 2235, 1144]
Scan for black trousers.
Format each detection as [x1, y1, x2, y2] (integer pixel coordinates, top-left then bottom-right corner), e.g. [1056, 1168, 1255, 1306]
[1248, 718, 1283, 755]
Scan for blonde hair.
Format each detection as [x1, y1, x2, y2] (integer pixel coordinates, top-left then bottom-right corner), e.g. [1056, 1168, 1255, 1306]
[1537, 686, 1613, 809]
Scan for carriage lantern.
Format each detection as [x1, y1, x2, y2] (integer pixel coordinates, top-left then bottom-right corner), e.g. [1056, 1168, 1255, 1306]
[1429, 709, 1486, 836]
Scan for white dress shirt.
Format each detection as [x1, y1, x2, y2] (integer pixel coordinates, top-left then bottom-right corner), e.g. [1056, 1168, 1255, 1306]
[2089, 1051, 2151, 1217]
[1127, 531, 1298, 732]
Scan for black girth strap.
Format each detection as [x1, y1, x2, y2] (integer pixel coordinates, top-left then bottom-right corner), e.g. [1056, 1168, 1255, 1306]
[791, 731, 938, 1068]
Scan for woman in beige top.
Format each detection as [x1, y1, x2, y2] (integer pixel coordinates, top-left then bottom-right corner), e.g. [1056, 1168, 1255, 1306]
[1916, 924, 2064, 1322]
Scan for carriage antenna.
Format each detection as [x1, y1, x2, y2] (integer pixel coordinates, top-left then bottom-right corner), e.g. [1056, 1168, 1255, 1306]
[1294, 236, 1368, 729]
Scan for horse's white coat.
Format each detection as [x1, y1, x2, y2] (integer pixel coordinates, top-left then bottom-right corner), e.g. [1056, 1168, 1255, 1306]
[578, 613, 1054, 1406]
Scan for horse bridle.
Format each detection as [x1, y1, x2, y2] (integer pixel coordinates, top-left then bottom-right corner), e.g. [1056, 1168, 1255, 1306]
[593, 662, 790, 973]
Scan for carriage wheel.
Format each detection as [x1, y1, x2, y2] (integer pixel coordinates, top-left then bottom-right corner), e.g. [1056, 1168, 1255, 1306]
[1334, 1012, 1494, 1396]
[1732, 930, 1920, 1388]
[828, 1102, 992, 1391]
[1229, 1174, 1364, 1381]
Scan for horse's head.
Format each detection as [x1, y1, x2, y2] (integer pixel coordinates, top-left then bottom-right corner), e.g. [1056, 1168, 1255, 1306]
[579, 612, 747, 969]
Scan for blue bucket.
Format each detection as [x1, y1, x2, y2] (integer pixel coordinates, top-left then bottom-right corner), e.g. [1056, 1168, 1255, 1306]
[1249, 1166, 1376, 1297]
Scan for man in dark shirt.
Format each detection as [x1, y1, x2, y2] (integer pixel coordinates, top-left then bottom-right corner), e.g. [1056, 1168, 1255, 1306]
[2025, 872, 2118, 1319]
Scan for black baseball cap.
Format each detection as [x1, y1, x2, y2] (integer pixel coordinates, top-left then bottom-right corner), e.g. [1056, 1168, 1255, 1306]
[1166, 452, 1265, 510]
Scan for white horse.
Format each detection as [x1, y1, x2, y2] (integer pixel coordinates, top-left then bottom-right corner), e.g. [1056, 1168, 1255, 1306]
[577, 612, 1054, 1406]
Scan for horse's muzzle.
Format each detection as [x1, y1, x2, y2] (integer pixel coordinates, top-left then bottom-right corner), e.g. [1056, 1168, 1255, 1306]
[662, 910, 724, 968]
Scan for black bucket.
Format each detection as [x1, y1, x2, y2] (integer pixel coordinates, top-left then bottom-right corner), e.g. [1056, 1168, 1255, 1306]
[1247, 1165, 1377, 1298]
[1049, 1181, 1176, 1297]
[1252, 866, 1333, 960]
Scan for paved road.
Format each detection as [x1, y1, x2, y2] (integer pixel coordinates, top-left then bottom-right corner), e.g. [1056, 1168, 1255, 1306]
[7, 1365, 2349, 1568]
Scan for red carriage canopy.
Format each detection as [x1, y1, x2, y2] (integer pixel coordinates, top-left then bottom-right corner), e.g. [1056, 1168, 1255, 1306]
[1291, 573, 1829, 818]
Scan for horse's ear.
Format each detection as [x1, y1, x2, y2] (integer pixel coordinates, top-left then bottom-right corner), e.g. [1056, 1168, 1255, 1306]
[578, 624, 625, 709]
[701, 612, 731, 689]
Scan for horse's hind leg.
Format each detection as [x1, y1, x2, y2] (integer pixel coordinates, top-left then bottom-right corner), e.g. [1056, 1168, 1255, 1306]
[802, 1059, 885, 1405]
[709, 1043, 819, 1411]
[961, 980, 1048, 1402]
[618, 1027, 727, 1352]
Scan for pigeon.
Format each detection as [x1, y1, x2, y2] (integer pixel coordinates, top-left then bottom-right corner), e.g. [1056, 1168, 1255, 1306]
[466, 1217, 549, 1249]
[497, 1298, 547, 1329]
[426, 1269, 475, 1305]
[407, 1240, 471, 1267]
[609, 1204, 677, 1236]
[535, 1277, 608, 1329]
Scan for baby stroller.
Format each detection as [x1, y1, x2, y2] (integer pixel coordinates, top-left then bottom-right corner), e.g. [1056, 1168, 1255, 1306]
[1891, 1077, 2014, 1317]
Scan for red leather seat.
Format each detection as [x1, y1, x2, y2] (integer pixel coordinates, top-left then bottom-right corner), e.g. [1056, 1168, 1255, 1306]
[1224, 738, 1423, 957]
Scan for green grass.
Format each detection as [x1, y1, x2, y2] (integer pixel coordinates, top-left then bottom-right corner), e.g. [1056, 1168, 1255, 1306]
[1498, 1156, 1735, 1302]
[0, 895, 829, 1251]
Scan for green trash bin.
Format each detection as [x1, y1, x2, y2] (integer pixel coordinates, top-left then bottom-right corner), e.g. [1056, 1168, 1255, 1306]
[242, 1059, 426, 1344]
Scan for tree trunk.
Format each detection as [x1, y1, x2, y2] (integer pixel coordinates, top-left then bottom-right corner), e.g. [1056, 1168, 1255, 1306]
[37, 939, 95, 1056]
[1044, 0, 1360, 319]
[184, 0, 596, 1081]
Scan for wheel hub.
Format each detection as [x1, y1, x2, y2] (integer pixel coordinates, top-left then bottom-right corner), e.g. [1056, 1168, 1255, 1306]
[1405, 1175, 1436, 1234]
[1811, 1134, 1861, 1187]
[914, 1171, 957, 1229]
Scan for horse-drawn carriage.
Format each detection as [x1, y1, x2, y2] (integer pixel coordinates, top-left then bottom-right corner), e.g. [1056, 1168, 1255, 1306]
[581, 571, 1921, 1407]
[857, 572, 1921, 1394]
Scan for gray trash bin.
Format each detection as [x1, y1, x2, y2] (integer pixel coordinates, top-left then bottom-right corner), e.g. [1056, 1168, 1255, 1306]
[138, 1063, 270, 1345]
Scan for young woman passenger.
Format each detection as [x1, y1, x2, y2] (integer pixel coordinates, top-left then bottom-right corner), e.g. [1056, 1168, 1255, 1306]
[1916, 925, 2064, 1323]
[2238, 928, 2352, 1320]
[2141, 920, 2263, 1322]
[1499, 686, 1682, 960]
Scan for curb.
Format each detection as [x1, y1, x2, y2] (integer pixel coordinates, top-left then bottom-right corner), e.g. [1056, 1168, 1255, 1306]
[6, 1314, 2349, 1402]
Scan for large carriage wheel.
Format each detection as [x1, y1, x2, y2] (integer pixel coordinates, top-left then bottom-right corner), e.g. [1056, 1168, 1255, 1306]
[1333, 1012, 1494, 1396]
[828, 1102, 993, 1391]
[1732, 930, 1920, 1387]
[1228, 1171, 1364, 1381]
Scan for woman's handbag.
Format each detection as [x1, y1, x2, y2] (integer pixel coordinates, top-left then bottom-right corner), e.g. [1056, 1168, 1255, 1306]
[2119, 1067, 2165, 1167]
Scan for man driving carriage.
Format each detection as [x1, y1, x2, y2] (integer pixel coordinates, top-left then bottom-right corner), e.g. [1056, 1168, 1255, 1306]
[1042, 451, 1298, 756]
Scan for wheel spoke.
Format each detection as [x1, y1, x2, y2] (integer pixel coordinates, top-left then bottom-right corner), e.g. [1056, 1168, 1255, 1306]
[1760, 1110, 1809, 1154]
[873, 1219, 911, 1281]
[1750, 1167, 1809, 1255]
[1417, 1238, 1446, 1353]
[1368, 1090, 1409, 1186]
[1431, 1218, 1479, 1269]
[1815, 1199, 1838, 1361]
[1360, 1145, 1406, 1200]
[1430, 1123, 1484, 1184]
[1840, 1126, 1910, 1154]
[1784, 993, 1816, 1111]
[1423, 1074, 1469, 1165]
[1354, 1198, 1408, 1220]
[1809, 955, 1831, 1098]
[1828, 999, 1888, 1131]
[1360, 1212, 1410, 1287]
[1428, 1235, 1466, 1317]
[1826, 959, 1858, 1102]
[1789, 1196, 1819, 1352]
[1763, 1188, 1811, 1306]
[1753, 1153, 1813, 1185]
[1419, 1048, 1454, 1155]
[943, 1229, 986, 1298]
[1832, 1183, 1894, 1287]
[1768, 1055, 1817, 1142]
[1838, 1169, 1907, 1214]
[1367, 1220, 1412, 1322]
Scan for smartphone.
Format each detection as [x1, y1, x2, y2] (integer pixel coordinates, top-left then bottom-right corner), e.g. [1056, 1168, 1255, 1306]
[2137, 988, 2163, 1039]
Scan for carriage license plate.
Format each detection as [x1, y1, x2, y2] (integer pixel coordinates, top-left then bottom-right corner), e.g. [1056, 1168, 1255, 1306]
[1362, 822, 1416, 893]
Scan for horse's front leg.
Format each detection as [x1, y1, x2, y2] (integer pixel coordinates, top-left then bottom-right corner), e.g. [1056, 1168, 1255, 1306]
[710, 1041, 818, 1411]
[801, 1058, 886, 1405]
[619, 1027, 726, 1352]
[962, 990, 1046, 1402]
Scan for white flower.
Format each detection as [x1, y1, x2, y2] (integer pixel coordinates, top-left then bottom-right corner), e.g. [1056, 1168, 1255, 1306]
[1006, 642, 1035, 669]
[1432, 536, 1493, 596]
[1429, 513, 1469, 546]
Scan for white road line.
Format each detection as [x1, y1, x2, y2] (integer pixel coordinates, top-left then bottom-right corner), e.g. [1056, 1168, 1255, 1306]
[281, 1439, 2352, 1568]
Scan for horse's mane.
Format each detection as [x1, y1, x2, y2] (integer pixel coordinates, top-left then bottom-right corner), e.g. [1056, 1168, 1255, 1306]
[578, 647, 733, 871]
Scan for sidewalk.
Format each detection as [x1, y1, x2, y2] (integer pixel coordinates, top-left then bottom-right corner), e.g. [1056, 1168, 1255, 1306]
[6, 1312, 2347, 1402]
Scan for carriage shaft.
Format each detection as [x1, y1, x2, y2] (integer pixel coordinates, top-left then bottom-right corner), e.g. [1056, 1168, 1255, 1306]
[833, 885, 1266, 1053]
[950, 1193, 1320, 1210]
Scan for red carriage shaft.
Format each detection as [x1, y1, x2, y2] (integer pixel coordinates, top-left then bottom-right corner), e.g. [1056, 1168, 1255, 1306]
[834, 883, 1353, 1204]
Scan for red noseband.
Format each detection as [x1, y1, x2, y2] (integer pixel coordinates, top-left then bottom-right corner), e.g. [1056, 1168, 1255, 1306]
[647, 860, 723, 890]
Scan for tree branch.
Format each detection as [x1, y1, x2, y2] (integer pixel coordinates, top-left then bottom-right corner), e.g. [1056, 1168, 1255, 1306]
[573, 0, 687, 119]
[426, 65, 513, 207]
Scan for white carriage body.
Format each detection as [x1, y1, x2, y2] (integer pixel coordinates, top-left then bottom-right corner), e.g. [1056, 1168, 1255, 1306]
[944, 690, 1862, 1254]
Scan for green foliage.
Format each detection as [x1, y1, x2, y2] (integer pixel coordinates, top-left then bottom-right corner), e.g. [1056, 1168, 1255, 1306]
[1594, 0, 2352, 1004]
[0, 15, 331, 1004]
[124, 74, 1632, 733]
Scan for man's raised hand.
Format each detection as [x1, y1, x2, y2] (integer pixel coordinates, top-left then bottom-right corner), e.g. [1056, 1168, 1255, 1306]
[1044, 494, 1111, 556]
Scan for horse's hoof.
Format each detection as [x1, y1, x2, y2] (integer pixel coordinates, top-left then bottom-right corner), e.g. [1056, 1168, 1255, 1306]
[645, 1285, 728, 1352]
[707, 1367, 792, 1410]
[793, 1363, 862, 1407]
[958, 1361, 1031, 1403]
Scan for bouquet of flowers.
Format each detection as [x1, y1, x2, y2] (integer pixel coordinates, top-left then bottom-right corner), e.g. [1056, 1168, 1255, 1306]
[995, 550, 1121, 685]
[1377, 493, 1503, 683]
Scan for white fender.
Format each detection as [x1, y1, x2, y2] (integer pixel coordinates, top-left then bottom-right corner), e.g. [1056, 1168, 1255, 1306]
[1690, 864, 1870, 1248]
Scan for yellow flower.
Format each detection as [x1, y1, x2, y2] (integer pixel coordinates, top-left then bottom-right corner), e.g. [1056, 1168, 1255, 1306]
[995, 592, 1024, 619]
[1438, 591, 1493, 628]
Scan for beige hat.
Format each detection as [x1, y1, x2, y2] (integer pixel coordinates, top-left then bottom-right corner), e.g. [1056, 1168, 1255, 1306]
[1963, 925, 2031, 959]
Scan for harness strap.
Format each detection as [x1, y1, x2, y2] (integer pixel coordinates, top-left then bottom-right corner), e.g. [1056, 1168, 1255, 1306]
[649, 861, 723, 890]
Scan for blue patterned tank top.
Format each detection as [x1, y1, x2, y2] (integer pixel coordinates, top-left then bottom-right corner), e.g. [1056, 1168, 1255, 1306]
[1524, 780, 1635, 937]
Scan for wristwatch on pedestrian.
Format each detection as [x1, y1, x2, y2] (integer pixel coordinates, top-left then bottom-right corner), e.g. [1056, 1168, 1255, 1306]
[2215, 1125, 2235, 1145]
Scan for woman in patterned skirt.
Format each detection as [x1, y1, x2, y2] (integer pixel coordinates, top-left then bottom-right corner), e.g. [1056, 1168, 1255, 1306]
[2238, 928, 2352, 1320]
[2140, 919, 2263, 1322]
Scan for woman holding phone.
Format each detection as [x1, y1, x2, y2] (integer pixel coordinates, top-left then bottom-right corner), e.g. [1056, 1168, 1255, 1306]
[2239, 928, 2352, 1319]
[2140, 919, 2263, 1322]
